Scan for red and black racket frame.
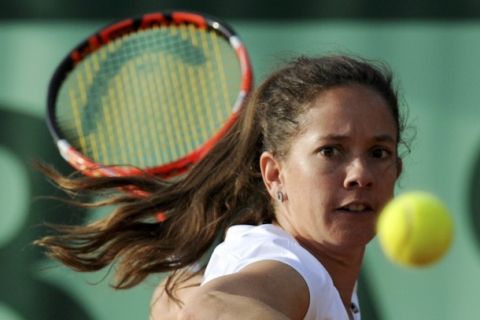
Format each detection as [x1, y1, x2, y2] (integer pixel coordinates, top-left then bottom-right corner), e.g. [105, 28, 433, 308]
[46, 11, 253, 179]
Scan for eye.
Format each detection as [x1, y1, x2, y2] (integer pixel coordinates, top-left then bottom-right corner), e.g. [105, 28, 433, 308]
[370, 147, 392, 159]
[319, 146, 341, 158]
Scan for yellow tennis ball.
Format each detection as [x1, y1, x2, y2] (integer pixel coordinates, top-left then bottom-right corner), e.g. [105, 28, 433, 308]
[376, 191, 454, 267]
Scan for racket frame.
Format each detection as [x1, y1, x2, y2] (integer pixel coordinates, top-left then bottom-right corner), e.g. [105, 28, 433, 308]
[46, 11, 253, 178]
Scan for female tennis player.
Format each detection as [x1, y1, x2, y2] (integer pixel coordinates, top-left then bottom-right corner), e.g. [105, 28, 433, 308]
[37, 54, 407, 320]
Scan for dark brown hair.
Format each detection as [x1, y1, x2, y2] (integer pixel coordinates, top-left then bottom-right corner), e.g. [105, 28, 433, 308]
[35, 54, 406, 299]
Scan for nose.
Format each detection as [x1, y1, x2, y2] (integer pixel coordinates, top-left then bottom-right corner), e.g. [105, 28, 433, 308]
[343, 158, 374, 189]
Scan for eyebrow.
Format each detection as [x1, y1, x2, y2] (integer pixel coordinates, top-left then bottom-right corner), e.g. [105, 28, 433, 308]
[373, 134, 396, 143]
[319, 134, 396, 143]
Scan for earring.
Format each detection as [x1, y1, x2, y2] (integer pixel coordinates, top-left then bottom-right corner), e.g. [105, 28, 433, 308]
[276, 191, 284, 202]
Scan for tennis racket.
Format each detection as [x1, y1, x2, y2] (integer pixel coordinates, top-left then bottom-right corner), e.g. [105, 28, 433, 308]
[46, 11, 253, 179]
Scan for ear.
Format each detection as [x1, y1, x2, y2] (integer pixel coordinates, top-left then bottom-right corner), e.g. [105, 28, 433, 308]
[396, 157, 403, 179]
[260, 151, 282, 199]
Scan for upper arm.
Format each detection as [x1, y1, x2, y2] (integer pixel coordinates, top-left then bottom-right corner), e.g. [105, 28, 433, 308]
[180, 260, 309, 320]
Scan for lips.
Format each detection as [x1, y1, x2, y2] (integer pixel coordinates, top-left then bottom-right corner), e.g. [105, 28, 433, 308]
[336, 201, 374, 213]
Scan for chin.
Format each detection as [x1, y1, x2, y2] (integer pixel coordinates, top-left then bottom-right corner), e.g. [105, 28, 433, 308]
[334, 226, 376, 249]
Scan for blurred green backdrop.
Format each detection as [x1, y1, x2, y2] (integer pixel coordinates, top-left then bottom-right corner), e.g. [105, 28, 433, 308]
[1, 1, 480, 319]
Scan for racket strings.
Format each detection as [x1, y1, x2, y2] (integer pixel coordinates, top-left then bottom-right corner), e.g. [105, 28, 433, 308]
[56, 23, 242, 168]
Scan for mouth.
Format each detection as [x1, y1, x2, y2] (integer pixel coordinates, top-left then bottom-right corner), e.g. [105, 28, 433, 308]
[336, 202, 374, 214]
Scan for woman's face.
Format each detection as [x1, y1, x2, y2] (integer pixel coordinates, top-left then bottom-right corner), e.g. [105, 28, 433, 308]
[262, 84, 400, 253]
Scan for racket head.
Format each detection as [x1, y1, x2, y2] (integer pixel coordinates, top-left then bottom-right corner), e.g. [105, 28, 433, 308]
[47, 11, 253, 178]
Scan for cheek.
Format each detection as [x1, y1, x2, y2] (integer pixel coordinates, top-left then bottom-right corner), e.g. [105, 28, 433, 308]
[377, 168, 398, 201]
[286, 160, 337, 191]
[287, 171, 338, 212]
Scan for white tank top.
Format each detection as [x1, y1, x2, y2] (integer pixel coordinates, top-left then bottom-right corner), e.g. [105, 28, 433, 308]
[203, 224, 361, 320]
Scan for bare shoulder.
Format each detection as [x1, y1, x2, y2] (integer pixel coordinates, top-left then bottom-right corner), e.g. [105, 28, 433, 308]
[182, 260, 309, 320]
[150, 273, 203, 320]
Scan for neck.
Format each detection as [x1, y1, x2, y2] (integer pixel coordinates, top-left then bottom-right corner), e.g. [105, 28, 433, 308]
[296, 238, 365, 314]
